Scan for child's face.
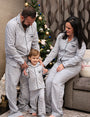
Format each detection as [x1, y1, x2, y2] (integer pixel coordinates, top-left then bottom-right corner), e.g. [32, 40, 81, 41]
[29, 55, 39, 66]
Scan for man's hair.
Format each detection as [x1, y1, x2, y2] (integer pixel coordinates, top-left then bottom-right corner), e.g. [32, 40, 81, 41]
[21, 6, 36, 18]
[29, 48, 40, 57]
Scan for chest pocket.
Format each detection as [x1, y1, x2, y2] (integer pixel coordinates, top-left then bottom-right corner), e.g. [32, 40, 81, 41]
[37, 69, 42, 75]
[67, 42, 77, 53]
[37, 66, 43, 76]
[27, 34, 34, 42]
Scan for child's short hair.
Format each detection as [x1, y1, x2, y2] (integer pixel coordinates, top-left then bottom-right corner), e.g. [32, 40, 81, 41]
[29, 48, 40, 57]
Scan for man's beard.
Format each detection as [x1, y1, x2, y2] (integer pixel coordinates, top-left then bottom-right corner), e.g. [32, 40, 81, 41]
[22, 20, 30, 29]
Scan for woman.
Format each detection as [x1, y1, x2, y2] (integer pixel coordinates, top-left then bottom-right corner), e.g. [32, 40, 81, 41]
[43, 16, 87, 117]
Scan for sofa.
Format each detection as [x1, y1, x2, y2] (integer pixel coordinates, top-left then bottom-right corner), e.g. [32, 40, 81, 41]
[64, 49, 90, 112]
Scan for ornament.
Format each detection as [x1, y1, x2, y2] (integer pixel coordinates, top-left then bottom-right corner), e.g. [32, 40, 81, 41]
[46, 31, 49, 35]
[24, 2, 29, 7]
[53, 58, 56, 61]
[50, 62, 52, 65]
[38, 40, 41, 43]
[44, 24, 48, 29]
[53, 62, 55, 64]
[40, 48, 43, 51]
[38, 4, 40, 7]
[50, 45, 53, 49]
[36, 12, 39, 17]
[49, 36, 51, 38]
[42, 46, 44, 48]
[47, 49, 50, 52]
[41, 40, 46, 45]
[39, 16, 42, 21]
[39, 28, 43, 32]
[47, 28, 50, 30]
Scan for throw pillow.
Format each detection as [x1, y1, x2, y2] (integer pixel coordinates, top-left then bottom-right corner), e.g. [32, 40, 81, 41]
[80, 59, 90, 78]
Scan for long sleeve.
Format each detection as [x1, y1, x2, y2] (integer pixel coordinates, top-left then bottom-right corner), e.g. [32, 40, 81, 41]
[31, 22, 40, 51]
[43, 33, 64, 66]
[62, 42, 86, 67]
[43, 39, 59, 66]
[5, 22, 24, 65]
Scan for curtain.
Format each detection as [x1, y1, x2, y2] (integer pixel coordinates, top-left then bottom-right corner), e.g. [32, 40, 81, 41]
[27, 0, 90, 48]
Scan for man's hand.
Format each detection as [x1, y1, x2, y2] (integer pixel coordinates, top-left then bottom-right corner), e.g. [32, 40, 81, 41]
[23, 69, 28, 76]
[57, 64, 64, 72]
[21, 61, 28, 70]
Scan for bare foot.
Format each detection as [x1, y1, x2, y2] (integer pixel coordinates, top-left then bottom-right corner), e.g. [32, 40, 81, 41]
[32, 113, 37, 116]
[49, 115, 55, 117]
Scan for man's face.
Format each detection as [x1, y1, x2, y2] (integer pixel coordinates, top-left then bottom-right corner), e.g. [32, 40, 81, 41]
[22, 16, 36, 28]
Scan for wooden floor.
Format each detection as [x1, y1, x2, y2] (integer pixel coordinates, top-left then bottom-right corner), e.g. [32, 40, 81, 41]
[0, 108, 90, 117]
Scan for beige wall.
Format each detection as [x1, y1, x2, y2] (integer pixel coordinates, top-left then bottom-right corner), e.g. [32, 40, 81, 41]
[0, 0, 24, 79]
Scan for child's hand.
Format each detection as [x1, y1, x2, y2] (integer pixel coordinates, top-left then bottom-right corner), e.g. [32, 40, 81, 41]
[23, 69, 28, 76]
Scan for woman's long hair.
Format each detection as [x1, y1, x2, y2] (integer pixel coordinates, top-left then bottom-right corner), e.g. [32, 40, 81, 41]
[63, 16, 87, 49]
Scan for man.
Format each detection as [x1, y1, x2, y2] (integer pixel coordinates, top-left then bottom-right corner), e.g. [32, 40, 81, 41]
[5, 6, 39, 117]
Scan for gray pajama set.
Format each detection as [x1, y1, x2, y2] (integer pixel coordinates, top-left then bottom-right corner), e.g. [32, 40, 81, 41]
[23, 62, 46, 116]
[5, 14, 39, 117]
[43, 33, 86, 117]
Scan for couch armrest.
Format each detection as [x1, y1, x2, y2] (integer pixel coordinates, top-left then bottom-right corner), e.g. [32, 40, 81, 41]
[64, 74, 79, 108]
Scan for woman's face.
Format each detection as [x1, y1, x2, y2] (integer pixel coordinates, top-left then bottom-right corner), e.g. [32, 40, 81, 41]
[65, 22, 74, 37]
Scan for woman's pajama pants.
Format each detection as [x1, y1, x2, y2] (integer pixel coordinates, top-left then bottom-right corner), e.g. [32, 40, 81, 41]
[45, 63, 81, 117]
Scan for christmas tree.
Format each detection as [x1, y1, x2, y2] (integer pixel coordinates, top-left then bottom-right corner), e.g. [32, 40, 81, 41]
[25, 0, 56, 68]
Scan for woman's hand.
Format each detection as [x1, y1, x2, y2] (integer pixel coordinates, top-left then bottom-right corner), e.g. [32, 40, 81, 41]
[57, 64, 64, 72]
[43, 68, 48, 74]
[38, 59, 44, 67]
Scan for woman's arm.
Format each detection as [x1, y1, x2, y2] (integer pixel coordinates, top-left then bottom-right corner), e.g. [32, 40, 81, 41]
[43, 33, 64, 66]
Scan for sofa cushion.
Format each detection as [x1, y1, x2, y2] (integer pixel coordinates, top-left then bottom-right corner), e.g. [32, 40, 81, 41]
[73, 77, 90, 91]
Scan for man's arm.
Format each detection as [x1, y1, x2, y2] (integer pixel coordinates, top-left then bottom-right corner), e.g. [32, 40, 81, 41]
[5, 21, 25, 66]
[31, 22, 40, 51]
